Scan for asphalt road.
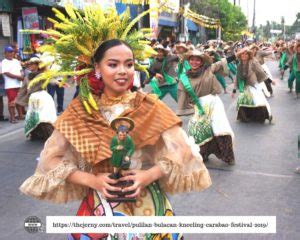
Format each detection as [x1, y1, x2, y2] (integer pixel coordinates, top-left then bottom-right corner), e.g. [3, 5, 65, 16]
[0, 60, 299, 240]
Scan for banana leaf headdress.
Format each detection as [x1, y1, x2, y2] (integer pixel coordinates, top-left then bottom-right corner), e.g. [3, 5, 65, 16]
[22, 4, 157, 114]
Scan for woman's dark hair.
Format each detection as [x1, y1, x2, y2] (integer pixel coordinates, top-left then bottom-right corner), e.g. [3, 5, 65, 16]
[93, 39, 133, 63]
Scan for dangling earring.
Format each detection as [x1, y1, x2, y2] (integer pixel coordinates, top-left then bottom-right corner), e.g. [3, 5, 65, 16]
[95, 71, 102, 79]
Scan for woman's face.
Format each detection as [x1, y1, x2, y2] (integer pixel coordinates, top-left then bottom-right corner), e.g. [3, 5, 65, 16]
[156, 49, 165, 59]
[189, 56, 203, 70]
[177, 47, 186, 54]
[94, 44, 135, 97]
[28, 63, 39, 72]
[240, 51, 249, 62]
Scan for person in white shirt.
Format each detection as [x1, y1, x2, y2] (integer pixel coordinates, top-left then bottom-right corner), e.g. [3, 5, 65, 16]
[1, 45, 24, 123]
[0, 62, 8, 121]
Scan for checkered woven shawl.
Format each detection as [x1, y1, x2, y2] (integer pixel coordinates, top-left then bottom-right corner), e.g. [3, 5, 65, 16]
[54, 92, 182, 166]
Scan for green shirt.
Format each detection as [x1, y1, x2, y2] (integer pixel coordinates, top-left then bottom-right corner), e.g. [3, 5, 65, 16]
[110, 135, 135, 168]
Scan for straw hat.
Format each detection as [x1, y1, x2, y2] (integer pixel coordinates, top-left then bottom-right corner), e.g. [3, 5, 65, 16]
[249, 44, 260, 51]
[223, 45, 231, 51]
[28, 57, 41, 64]
[110, 117, 135, 132]
[175, 42, 189, 52]
[154, 44, 170, 55]
[154, 44, 168, 52]
[186, 50, 213, 65]
[227, 41, 234, 46]
[236, 47, 253, 59]
[204, 46, 216, 54]
[188, 45, 195, 51]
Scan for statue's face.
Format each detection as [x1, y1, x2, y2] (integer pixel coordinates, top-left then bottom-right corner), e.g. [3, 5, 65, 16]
[118, 131, 127, 141]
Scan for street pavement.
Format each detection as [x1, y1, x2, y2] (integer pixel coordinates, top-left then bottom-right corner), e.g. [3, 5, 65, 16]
[0, 60, 299, 240]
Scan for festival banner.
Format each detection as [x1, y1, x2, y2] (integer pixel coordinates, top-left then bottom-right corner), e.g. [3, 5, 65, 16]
[60, 0, 115, 9]
[149, 0, 159, 39]
[22, 7, 39, 30]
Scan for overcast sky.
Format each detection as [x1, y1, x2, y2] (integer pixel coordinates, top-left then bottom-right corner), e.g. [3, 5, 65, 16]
[229, 0, 300, 26]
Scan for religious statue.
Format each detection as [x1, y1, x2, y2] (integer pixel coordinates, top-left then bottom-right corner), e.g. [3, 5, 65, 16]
[108, 117, 136, 202]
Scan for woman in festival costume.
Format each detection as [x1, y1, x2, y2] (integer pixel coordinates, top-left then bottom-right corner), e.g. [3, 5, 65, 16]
[176, 42, 190, 77]
[278, 44, 288, 79]
[205, 47, 228, 94]
[177, 49, 235, 165]
[148, 44, 179, 102]
[232, 47, 274, 123]
[249, 44, 276, 97]
[22, 57, 57, 140]
[175, 43, 193, 116]
[287, 42, 300, 98]
[19, 5, 211, 240]
[279, 43, 294, 81]
[224, 45, 237, 83]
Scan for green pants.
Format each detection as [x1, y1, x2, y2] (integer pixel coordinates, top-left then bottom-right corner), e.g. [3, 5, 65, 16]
[158, 84, 178, 102]
[288, 71, 300, 93]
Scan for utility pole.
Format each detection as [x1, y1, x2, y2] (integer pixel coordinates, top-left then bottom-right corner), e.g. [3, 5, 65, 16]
[252, 0, 256, 34]
[281, 16, 286, 40]
[180, 0, 185, 41]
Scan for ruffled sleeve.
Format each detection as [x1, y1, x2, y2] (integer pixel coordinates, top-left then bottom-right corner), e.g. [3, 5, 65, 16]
[19, 130, 89, 203]
[142, 126, 212, 193]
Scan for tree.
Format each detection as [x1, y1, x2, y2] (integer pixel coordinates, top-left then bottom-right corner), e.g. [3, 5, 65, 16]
[190, 0, 247, 41]
[290, 12, 300, 34]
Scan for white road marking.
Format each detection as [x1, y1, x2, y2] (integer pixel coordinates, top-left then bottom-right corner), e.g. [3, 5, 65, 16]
[0, 128, 23, 141]
[208, 167, 298, 179]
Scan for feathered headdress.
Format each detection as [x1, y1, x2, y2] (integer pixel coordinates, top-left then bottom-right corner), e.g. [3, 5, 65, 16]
[22, 4, 157, 114]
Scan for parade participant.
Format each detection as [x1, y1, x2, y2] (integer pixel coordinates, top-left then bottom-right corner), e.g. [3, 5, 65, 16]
[178, 49, 235, 165]
[250, 44, 276, 97]
[1, 45, 24, 123]
[279, 43, 294, 81]
[19, 5, 211, 239]
[233, 47, 273, 123]
[278, 44, 288, 79]
[15, 58, 40, 112]
[176, 42, 190, 77]
[175, 43, 191, 116]
[20, 39, 211, 240]
[205, 47, 228, 93]
[0, 62, 7, 121]
[23, 57, 57, 141]
[148, 44, 179, 102]
[286, 43, 296, 92]
[224, 44, 237, 83]
[47, 62, 65, 115]
[287, 42, 300, 98]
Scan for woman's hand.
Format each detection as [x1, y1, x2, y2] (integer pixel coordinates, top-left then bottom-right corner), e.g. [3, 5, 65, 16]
[89, 173, 121, 199]
[67, 170, 121, 199]
[155, 73, 163, 81]
[119, 166, 164, 198]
